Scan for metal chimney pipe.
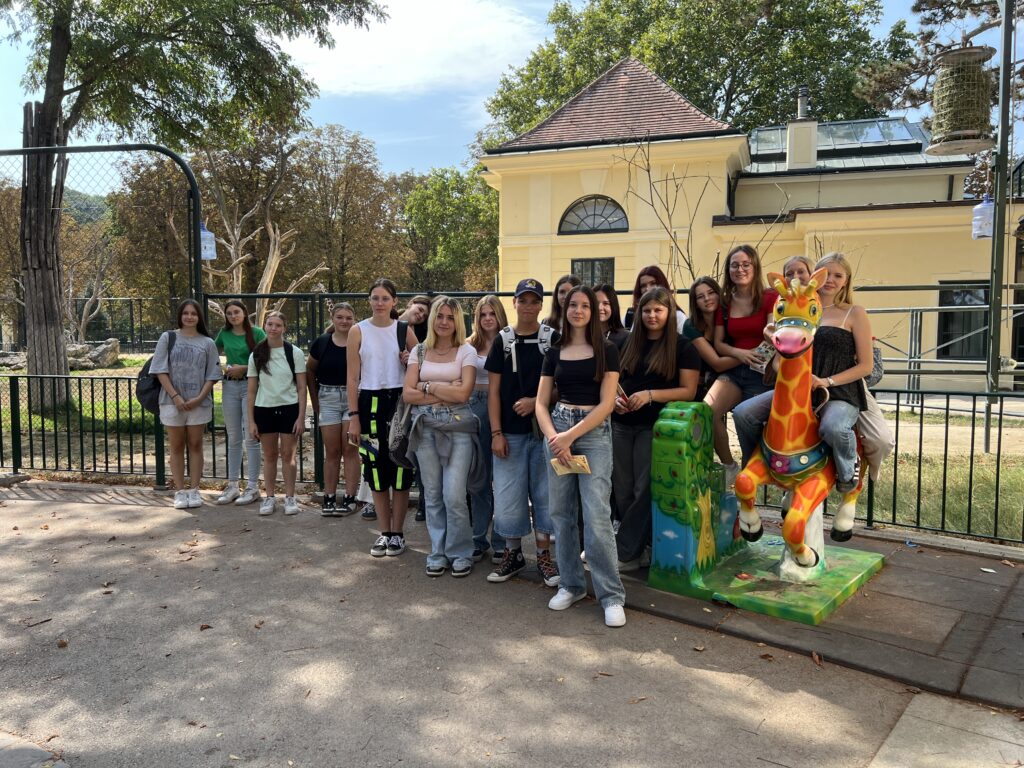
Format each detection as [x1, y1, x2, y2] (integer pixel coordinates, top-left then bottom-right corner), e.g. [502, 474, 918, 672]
[796, 85, 809, 119]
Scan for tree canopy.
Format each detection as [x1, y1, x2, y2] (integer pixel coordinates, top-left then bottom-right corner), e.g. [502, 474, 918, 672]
[485, 0, 914, 138]
[4, 0, 385, 147]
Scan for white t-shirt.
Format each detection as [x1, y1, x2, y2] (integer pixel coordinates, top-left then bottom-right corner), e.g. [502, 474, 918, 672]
[247, 345, 306, 407]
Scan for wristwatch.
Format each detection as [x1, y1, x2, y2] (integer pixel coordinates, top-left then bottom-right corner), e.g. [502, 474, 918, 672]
[827, 377, 836, 387]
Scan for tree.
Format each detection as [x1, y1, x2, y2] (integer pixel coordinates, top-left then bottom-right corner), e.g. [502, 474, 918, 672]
[5, 0, 384, 399]
[291, 126, 411, 294]
[858, 1, 1024, 113]
[403, 167, 499, 292]
[485, 0, 913, 140]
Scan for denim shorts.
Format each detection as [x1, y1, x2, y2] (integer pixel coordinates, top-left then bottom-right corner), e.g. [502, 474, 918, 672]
[717, 364, 771, 401]
[318, 384, 348, 426]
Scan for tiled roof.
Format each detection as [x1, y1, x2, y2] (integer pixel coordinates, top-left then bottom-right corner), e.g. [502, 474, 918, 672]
[487, 57, 737, 154]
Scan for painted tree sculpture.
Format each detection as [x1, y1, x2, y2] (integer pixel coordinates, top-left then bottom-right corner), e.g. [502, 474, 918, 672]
[736, 268, 863, 568]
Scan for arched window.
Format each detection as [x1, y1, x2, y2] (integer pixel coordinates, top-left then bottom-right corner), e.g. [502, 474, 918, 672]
[558, 195, 628, 235]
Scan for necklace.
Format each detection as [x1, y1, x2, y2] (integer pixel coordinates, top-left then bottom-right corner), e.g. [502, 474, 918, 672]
[821, 303, 835, 310]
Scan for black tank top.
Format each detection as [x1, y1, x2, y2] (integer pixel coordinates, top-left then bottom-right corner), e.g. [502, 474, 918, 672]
[813, 325, 867, 411]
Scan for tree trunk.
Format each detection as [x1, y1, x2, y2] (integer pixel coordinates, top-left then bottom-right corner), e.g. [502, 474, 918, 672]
[21, 101, 70, 410]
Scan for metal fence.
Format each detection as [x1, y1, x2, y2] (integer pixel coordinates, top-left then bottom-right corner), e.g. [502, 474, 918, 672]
[2, 371, 1021, 544]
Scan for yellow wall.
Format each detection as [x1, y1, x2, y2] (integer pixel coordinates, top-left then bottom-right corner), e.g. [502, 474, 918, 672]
[482, 137, 1018, 391]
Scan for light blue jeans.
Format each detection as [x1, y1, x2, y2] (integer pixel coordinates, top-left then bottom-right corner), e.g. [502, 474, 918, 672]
[413, 404, 476, 570]
[468, 390, 504, 553]
[546, 405, 625, 608]
[733, 391, 861, 482]
[493, 431, 553, 539]
[221, 379, 261, 487]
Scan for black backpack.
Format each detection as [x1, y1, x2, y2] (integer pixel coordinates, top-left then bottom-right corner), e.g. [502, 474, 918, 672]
[136, 331, 177, 415]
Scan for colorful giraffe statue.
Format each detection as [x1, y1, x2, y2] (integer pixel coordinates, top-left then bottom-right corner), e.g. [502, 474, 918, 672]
[735, 268, 863, 569]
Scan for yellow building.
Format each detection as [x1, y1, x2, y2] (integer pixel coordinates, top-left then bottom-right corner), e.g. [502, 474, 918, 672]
[481, 58, 1019, 390]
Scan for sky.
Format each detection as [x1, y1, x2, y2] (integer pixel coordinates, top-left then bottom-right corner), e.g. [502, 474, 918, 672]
[0, 0, 986, 180]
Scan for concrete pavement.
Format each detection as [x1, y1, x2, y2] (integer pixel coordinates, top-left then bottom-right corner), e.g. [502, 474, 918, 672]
[1, 481, 1021, 767]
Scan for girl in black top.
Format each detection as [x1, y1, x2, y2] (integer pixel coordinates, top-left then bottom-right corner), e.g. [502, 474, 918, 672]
[594, 283, 629, 349]
[612, 287, 701, 568]
[307, 302, 358, 516]
[536, 285, 626, 628]
[543, 274, 581, 333]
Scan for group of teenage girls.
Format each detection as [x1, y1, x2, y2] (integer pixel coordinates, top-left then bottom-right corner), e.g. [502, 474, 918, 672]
[150, 244, 891, 629]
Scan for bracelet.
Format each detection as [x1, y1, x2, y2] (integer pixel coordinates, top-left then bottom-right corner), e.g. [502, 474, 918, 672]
[648, 390, 654, 405]
[348, 411, 359, 418]
[172, 393, 182, 400]
[491, 430, 503, 437]
[827, 377, 836, 387]
[424, 382, 432, 395]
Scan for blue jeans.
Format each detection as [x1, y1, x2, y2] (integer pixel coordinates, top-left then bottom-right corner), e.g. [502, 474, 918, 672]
[413, 404, 475, 570]
[734, 391, 861, 482]
[546, 406, 625, 608]
[492, 431, 553, 539]
[468, 390, 503, 552]
[221, 379, 261, 486]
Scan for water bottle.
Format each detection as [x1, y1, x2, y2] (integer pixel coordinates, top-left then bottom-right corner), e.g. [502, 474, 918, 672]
[972, 194, 994, 239]
[200, 222, 217, 260]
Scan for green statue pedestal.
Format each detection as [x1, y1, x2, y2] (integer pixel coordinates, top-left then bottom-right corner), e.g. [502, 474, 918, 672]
[649, 402, 883, 626]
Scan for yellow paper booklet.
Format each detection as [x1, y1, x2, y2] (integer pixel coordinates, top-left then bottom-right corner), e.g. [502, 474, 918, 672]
[550, 455, 591, 475]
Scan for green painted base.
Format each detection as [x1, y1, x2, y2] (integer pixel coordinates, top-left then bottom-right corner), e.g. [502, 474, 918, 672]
[648, 535, 885, 626]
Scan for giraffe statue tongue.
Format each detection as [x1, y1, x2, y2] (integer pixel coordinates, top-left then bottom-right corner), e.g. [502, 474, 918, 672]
[773, 326, 810, 358]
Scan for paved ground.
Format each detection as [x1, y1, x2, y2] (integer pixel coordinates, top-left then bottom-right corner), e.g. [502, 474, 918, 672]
[1, 481, 1021, 768]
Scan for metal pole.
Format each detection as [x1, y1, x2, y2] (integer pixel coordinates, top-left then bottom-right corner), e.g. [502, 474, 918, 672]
[985, 0, 1014, 452]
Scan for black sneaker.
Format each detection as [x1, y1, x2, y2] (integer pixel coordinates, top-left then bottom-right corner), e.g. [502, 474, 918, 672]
[486, 548, 526, 583]
[386, 534, 406, 557]
[370, 534, 389, 557]
[451, 563, 472, 578]
[536, 549, 561, 587]
[426, 564, 446, 577]
[414, 508, 426, 522]
[361, 502, 377, 520]
[337, 495, 357, 517]
[321, 494, 336, 517]
[472, 548, 489, 563]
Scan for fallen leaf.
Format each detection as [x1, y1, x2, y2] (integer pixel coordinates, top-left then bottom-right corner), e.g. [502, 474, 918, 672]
[160, 605, 168, 609]
[101, 590, 113, 595]
[1000, 560, 1016, 568]
[304, 689, 311, 699]
[12, 526, 18, 530]
[187, 720, 198, 726]
[556, 677, 565, 683]
[702, 607, 712, 613]
[199, 624, 212, 631]
[905, 686, 921, 694]
[106, 536, 116, 542]
[56, 638, 68, 648]
[254, 620, 264, 629]
[756, 642, 766, 647]
[40, 524, 49, 530]
[229, 755, 241, 761]
[597, 671, 613, 677]
[811, 651, 824, 667]
[102, 581, 115, 588]
[980, 567, 996, 573]
[693, 645, 705, 652]
[760, 653, 774, 661]
[628, 696, 648, 704]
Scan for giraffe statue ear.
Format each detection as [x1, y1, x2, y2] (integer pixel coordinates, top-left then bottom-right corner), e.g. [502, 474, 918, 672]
[767, 271, 786, 292]
[808, 267, 829, 292]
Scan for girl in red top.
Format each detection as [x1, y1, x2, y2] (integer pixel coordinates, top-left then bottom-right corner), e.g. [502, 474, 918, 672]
[704, 244, 778, 486]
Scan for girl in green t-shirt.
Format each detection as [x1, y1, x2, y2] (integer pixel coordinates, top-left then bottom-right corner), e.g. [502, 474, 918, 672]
[214, 300, 266, 506]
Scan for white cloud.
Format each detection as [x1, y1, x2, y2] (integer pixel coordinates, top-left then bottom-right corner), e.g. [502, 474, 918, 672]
[284, 0, 546, 97]
[661, 530, 678, 540]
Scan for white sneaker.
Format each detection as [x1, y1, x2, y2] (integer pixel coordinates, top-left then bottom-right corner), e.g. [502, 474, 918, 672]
[187, 489, 203, 508]
[283, 496, 300, 516]
[259, 496, 277, 516]
[235, 486, 260, 505]
[216, 483, 240, 505]
[548, 588, 586, 611]
[173, 490, 189, 509]
[604, 604, 627, 627]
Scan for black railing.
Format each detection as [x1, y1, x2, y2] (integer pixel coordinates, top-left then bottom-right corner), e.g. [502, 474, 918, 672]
[1, 373, 1021, 544]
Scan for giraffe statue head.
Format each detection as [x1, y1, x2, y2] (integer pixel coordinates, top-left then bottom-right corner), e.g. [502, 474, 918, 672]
[766, 267, 829, 359]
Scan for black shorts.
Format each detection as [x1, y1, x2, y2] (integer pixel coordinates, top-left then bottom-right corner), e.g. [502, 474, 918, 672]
[254, 403, 300, 435]
[358, 388, 415, 492]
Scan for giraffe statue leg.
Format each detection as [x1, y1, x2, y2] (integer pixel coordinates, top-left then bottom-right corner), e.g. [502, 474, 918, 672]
[781, 475, 831, 567]
[831, 448, 865, 542]
[735, 451, 771, 542]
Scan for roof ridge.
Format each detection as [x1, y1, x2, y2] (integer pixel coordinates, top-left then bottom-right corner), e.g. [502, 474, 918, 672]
[490, 56, 735, 154]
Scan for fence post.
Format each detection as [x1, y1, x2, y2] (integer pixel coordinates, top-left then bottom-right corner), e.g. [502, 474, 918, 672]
[865, 475, 875, 529]
[10, 376, 22, 472]
[154, 419, 167, 489]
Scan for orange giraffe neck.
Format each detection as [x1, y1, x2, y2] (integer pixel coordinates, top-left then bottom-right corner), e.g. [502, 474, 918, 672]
[764, 346, 822, 453]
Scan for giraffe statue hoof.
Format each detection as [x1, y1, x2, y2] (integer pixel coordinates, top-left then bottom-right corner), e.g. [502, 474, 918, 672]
[739, 523, 763, 542]
[830, 526, 853, 543]
[795, 546, 820, 568]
